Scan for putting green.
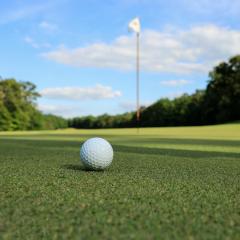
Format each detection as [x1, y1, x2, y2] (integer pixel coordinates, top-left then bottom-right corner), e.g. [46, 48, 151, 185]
[0, 124, 239, 239]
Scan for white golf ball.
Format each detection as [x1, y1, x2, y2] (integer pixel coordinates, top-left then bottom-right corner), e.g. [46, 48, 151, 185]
[80, 137, 113, 170]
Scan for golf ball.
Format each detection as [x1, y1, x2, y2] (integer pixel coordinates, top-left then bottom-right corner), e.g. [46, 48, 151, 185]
[80, 137, 113, 170]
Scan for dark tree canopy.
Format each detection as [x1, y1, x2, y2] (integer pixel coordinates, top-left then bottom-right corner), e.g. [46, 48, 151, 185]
[203, 55, 240, 123]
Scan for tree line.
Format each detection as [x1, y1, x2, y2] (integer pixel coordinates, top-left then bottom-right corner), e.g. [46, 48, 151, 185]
[0, 78, 67, 130]
[0, 55, 239, 130]
[69, 55, 240, 128]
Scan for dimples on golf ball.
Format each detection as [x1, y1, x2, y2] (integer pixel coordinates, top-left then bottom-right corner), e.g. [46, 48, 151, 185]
[80, 137, 113, 170]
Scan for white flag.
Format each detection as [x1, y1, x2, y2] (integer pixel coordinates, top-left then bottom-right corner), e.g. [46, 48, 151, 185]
[128, 17, 141, 34]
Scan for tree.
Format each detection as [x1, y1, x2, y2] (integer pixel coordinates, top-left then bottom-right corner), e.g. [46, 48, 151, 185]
[42, 114, 68, 129]
[203, 55, 240, 123]
[141, 98, 175, 126]
[0, 78, 67, 130]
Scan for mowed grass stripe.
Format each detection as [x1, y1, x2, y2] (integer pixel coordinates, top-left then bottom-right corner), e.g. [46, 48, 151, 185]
[1, 135, 240, 154]
[1, 122, 240, 139]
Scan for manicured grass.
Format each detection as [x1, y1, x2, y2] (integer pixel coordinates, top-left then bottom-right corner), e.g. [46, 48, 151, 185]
[0, 124, 240, 239]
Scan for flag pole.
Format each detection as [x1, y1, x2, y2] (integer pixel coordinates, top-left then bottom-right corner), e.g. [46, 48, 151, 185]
[136, 32, 140, 133]
[128, 17, 141, 133]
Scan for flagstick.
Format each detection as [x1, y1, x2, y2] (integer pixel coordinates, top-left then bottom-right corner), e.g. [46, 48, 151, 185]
[136, 32, 140, 134]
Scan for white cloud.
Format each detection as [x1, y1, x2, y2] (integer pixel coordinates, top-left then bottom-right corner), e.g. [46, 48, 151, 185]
[160, 79, 191, 87]
[38, 104, 82, 118]
[38, 104, 72, 115]
[40, 84, 122, 101]
[24, 36, 51, 49]
[42, 24, 240, 74]
[24, 36, 39, 48]
[39, 21, 58, 32]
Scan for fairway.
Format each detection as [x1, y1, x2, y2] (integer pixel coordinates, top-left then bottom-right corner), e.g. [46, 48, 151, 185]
[0, 124, 240, 239]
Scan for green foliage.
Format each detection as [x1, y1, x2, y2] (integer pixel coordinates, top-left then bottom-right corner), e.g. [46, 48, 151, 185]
[0, 78, 68, 130]
[141, 90, 206, 127]
[0, 126, 239, 239]
[141, 98, 175, 126]
[68, 91, 206, 129]
[42, 114, 68, 130]
[0, 102, 12, 130]
[204, 55, 240, 123]
[0, 78, 40, 130]
[69, 112, 134, 129]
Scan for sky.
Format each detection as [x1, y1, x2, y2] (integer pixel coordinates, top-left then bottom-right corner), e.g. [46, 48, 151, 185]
[0, 0, 240, 118]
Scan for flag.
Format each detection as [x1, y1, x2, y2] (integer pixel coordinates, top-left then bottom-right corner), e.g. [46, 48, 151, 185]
[128, 17, 141, 34]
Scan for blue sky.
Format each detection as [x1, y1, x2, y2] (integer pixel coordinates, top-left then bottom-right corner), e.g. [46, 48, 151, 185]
[1, 0, 240, 117]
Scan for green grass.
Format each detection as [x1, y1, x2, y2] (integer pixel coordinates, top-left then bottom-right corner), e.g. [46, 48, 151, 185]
[0, 124, 240, 239]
